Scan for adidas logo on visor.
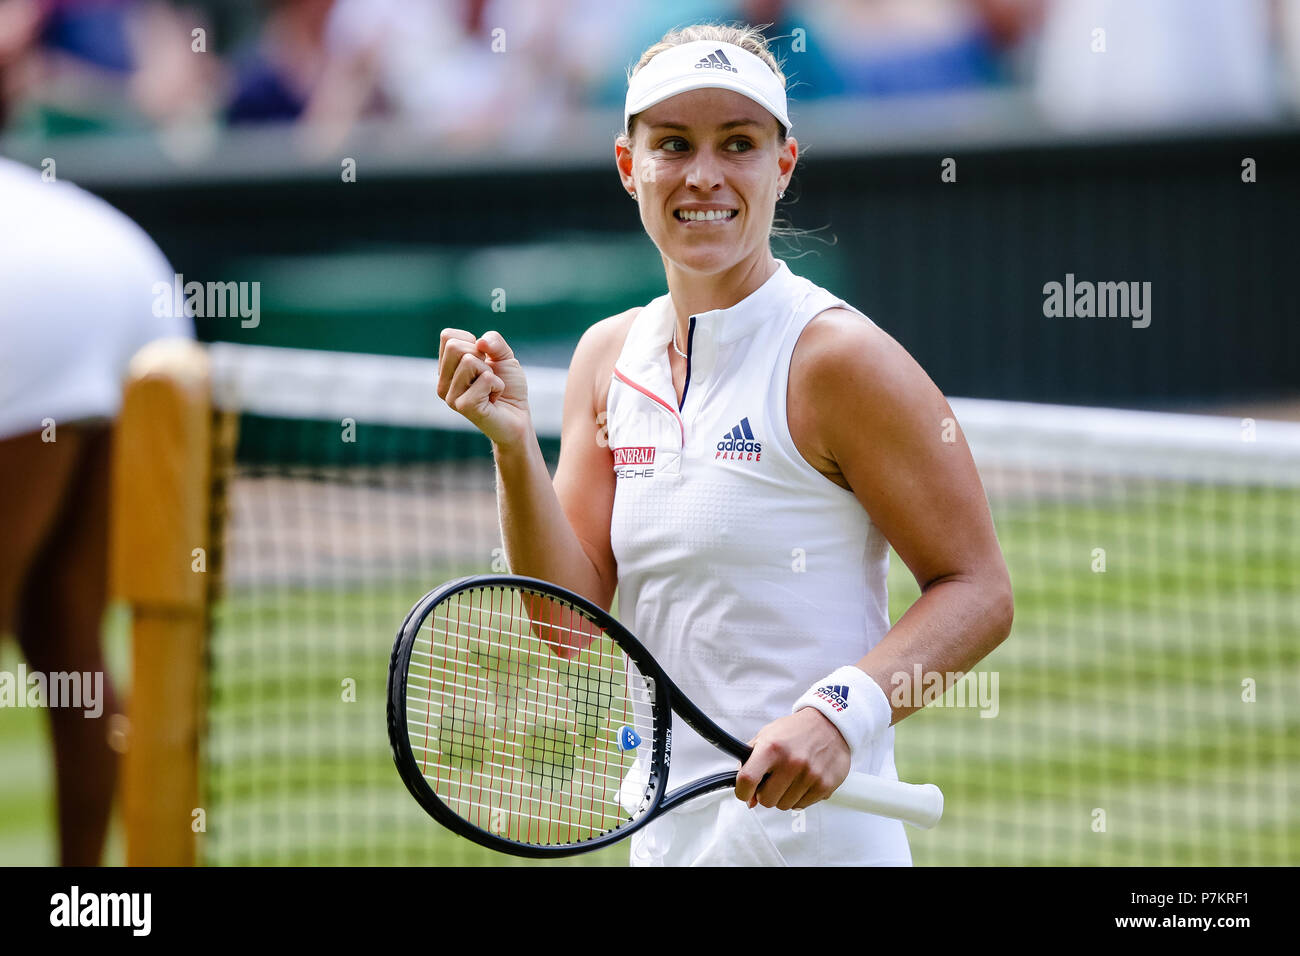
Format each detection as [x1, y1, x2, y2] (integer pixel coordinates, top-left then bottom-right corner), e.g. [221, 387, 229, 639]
[695, 48, 738, 73]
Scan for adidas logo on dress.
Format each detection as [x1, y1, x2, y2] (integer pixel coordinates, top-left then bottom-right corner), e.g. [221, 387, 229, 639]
[695, 48, 738, 73]
[716, 417, 762, 461]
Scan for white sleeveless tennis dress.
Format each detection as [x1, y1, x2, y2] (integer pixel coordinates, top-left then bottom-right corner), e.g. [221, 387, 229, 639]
[606, 260, 912, 866]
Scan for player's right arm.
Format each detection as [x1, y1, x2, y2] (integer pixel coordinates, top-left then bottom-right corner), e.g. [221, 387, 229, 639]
[437, 312, 636, 611]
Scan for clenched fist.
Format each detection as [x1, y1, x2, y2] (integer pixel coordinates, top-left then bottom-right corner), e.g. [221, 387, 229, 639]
[437, 328, 532, 448]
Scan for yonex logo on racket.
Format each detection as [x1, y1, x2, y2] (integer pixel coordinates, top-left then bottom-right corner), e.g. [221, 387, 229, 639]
[695, 48, 738, 72]
[815, 684, 850, 712]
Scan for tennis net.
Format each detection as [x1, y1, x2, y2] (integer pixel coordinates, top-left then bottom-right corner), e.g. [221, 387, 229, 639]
[116, 342, 1299, 865]
[896, 399, 1299, 865]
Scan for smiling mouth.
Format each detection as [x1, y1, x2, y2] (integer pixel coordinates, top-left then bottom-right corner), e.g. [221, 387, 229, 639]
[675, 209, 738, 222]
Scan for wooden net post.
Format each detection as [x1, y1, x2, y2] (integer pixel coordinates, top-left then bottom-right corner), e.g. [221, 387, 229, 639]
[110, 338, 213, 866]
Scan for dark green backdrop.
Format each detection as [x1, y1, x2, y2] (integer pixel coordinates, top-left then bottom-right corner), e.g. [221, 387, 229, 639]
[96, 127, 1299, 408]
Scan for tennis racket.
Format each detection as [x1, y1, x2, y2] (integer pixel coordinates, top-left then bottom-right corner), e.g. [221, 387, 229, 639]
[387, 574, 944, 858]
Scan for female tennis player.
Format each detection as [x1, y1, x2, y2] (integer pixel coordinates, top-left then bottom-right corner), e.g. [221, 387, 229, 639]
[437, 23, 1012, 866]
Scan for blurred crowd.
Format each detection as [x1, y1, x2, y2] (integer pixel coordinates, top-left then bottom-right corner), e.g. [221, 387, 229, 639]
[2, 0, 1299, 148]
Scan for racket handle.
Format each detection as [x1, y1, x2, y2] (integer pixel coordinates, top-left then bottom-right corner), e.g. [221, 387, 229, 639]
[829, 773, 945, 829]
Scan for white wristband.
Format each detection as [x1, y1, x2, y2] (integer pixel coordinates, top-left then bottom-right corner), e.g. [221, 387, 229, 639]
[792, 665, 892, 761]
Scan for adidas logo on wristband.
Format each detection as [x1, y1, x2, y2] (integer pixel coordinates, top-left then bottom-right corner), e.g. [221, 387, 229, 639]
[815, 684, 849, 712]
[794, 666, 891, 761]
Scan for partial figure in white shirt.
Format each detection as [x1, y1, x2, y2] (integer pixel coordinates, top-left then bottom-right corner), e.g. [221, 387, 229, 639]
[0, 157, 192, 865]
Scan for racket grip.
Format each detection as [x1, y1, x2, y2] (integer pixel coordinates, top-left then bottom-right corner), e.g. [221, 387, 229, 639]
[829, 773, 945, 829]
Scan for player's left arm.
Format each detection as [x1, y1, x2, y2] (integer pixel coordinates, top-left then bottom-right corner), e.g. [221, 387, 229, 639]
[736, 308, 1014, 810]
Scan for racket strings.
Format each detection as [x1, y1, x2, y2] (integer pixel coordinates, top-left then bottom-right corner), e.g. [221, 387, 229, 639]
[404, 585, 659, 847]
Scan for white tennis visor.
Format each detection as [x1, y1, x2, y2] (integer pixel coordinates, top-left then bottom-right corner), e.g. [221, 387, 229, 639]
[624, 39, 791, 136]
